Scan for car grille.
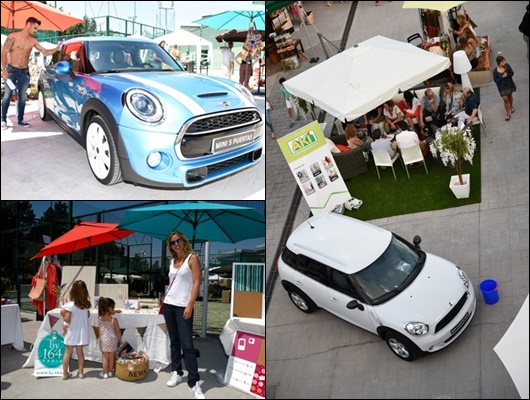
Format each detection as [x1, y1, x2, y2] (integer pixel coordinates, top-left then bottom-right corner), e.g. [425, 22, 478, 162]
[185, 111, 260, 133]
[178, 110, 262, 159]
[444, 311, 471, 343]
[435, 292, 469, 333]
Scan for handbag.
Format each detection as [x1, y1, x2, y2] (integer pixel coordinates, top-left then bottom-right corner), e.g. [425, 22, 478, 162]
[29, 277, 46, 301]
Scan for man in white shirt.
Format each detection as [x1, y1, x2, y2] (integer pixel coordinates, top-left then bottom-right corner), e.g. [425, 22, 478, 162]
[218, 41, 235, 79]
[395, 121, 426, 152]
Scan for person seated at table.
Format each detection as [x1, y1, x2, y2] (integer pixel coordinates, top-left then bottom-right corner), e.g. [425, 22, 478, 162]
[441, 82, 464, 125]
[395, 120, 427, 153]
[344, 123, 372, 156]
[420, 88, 444, 128]
[403, 90, 423, 134]
[367, 105, 386, 134]
[371, 128, 397, 158]
[452, 87, 480, 127]
[449, 14, 476, 38]
[461, 27, 481, 57]
[458, 37, 479, 69]
[383, 99, 403, 132]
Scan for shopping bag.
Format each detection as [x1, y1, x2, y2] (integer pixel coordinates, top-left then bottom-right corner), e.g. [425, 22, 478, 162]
[29, 277, 46, 301]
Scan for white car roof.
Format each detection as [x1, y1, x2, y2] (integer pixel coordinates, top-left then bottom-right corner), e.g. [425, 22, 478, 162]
[286, 212, 392, 274]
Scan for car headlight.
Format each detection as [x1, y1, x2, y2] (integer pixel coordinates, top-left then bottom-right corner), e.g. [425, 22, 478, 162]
[237, 84, 255, 104]
[404, 322, 429, 336]
[456, 266, 470, 288]
[125, 89, 164, 123]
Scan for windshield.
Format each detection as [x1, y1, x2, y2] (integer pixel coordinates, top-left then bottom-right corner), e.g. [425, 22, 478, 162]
[352, 234, 425, 305]
[86, 40, 183, 73]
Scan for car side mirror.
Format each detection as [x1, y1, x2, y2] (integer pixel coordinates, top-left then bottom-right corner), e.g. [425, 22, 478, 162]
[413, 235, 422, 249]
[346, 299, 365, 311]
[55, 61, 75, 79]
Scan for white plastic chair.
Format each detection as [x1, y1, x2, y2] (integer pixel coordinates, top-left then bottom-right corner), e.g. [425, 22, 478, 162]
[334, 119, 345, 136]
[400, 144, 429, 179]
[371, 149, 400, 180]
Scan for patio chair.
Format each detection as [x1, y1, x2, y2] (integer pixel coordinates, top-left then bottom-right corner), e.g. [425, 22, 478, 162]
[372, 149, 400, 180]
[407, 33, 423, 48]
[401, 144, 429, 179]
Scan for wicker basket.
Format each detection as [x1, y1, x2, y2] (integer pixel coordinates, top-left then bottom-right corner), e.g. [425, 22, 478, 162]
[115, 355, 149, 382]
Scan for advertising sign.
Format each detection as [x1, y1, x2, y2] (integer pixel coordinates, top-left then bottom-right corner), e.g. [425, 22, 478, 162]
[278, 120, 351, 215]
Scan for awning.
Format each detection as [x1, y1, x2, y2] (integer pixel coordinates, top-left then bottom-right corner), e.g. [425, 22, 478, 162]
[266, 1, 298, 15]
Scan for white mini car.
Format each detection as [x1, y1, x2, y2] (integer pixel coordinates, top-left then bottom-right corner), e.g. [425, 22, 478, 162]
[278, 212, 476, 361]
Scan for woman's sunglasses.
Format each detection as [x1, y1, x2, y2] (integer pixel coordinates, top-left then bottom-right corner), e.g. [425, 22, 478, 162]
[170, 238, 183, 246]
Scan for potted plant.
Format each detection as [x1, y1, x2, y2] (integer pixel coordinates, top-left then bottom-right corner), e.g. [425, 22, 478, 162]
[429, 122, 476, 199]
[295, 96, 317, 121]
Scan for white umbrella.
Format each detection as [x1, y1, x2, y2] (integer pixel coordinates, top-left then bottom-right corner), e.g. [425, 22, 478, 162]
[284, 35, 450, 122]
[493, 295, 529, 399]
[402, 1, 466, 12]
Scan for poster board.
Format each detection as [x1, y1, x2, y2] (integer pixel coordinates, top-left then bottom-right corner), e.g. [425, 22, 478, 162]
[278, 121, 351, 215]
[224, 331, 265, 398]
[59, 266, 96, 306]
[97, 284, 129, 309]
[230, 263, 265, 321]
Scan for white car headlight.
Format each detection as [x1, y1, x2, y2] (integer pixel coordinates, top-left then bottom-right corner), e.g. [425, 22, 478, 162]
[125, 89, 164, 123]
[404, 322, 429, 336]
[456, 266, 470, 288]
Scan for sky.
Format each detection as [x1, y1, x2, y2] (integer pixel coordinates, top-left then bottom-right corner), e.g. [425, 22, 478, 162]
[51, 1, 259, 32]
[29, 201, 264, 255]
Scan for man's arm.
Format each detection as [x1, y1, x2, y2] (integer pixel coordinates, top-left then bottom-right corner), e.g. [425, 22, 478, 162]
[34, 41, 61, 57]
[1, 36, 15, 80]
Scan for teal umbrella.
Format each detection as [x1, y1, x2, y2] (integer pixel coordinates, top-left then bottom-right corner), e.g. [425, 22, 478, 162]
[193, 5, 265, 31]
[117, 201, 265, 244]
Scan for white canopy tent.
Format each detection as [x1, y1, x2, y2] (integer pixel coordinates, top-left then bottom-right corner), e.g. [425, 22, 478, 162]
[284, 35, 451, 122]
[155, 29, 213, 66]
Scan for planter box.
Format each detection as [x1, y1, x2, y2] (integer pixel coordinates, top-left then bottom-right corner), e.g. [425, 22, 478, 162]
[449, 174, 470, 199]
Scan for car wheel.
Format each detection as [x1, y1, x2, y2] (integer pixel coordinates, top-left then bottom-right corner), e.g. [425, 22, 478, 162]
[287, 287, 318, 313]
[38, 90, 51, 121]
[384, 331, 420, 361]
[85, 114, 122, 185]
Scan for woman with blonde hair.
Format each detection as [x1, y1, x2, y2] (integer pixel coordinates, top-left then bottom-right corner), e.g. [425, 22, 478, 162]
[449, 14, 475, 37]
[442, 82, 463, 125]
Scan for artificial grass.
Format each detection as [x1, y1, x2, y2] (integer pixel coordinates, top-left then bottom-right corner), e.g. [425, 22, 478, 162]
[343, 124, 482, 221]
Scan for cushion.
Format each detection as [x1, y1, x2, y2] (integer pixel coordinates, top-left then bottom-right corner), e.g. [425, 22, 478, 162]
[336, 144, 350, 152]
[396, 100, 406, 112]
[326, 138, 340, 153]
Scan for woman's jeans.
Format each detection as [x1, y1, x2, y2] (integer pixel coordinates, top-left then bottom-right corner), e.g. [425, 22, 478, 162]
[1, 65, 30, 123]
[163, 303, 200, 387]
[265, 109, 274, 133]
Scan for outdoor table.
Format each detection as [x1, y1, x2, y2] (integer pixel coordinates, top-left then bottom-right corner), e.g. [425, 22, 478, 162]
[22, 308, 169, 373]
[1, 304, 25, 350]
[277, 39, 305, 61]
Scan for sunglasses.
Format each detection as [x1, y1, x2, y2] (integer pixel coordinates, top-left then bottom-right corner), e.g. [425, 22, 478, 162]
[170, 238, 183, 246]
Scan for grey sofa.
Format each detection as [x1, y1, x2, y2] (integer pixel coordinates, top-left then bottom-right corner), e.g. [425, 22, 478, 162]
[329, 135, 368, 180]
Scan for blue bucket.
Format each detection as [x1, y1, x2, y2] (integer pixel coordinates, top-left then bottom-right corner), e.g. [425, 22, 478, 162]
[479, 279, 499, 305]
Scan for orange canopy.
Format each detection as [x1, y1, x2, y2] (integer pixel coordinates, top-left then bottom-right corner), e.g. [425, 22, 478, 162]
[1, 1, 84, 31]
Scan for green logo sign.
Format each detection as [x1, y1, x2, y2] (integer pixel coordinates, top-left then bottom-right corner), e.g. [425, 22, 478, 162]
[37, 330, 64, 367]
[287, 130, 317, 154]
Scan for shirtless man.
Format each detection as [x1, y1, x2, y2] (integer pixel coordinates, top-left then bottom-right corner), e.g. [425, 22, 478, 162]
[2, 17, 61, 129]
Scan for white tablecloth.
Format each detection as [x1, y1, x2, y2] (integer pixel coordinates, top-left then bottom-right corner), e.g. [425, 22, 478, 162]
[1, 304, 25, 350]
[22, 308, 170, 371]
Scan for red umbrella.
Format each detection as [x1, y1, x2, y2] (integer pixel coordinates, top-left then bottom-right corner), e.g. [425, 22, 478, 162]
[30, 222, 134, 260]
[1, 1, 84, 32]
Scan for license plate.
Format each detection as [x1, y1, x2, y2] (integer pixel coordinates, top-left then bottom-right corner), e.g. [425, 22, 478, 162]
[212, 131, 254, 153]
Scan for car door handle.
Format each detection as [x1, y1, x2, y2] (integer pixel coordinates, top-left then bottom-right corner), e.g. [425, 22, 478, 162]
[329, 297, 339, 303]
[294, 280, 303, 286]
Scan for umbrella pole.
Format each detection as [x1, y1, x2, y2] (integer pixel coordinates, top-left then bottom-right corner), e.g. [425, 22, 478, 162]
[200, 242, 210, 338]
[298, 3, 319, 63]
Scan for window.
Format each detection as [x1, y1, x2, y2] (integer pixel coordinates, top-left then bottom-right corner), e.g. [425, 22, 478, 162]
[327, 268, 360, 298]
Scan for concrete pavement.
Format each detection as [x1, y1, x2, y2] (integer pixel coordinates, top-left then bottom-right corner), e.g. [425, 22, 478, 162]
[266, 1, 528, 398]
[1, 311, 255, 399]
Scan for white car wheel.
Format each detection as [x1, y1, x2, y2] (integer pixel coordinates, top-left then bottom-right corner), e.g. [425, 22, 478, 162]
[85, 115, 122, 185]
[38, 90, 50, 121]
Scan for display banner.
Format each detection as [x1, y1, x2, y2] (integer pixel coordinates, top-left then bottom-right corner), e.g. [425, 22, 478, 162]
[278, 120, 351, 214]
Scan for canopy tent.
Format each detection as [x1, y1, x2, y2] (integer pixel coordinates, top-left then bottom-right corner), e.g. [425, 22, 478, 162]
[155, 29, 213, 66]
[283, 35, 451, 122]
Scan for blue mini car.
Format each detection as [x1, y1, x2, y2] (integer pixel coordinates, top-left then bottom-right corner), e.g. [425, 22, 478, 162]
[38, 37, 263, 188]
